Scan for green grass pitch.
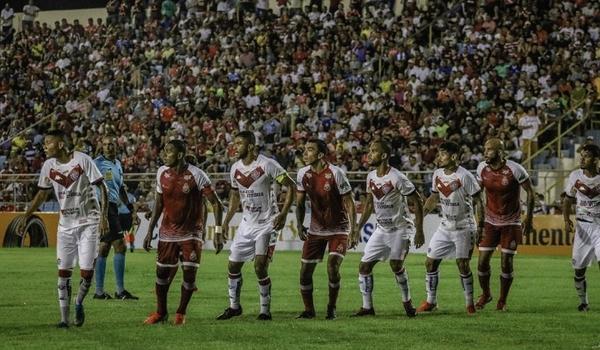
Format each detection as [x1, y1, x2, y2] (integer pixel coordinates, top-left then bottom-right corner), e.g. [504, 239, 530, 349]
[1, 249, 599, 350]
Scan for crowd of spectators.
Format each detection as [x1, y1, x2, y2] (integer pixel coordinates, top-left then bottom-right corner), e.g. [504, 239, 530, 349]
[0, 0, 599, 210]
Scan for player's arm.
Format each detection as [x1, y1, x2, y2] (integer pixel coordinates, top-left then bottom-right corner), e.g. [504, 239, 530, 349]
[143, 191, 163, 252]
[562, 193, 575, 235]
[521, 179, 535, 235]
[273, 174, 295, 231]
[222, 188, 240, 239]
[17, 188, 51, 235]
[407, 190, 425, 248]
[95, 181, 109, 238]
[295, 190, 307, 240]
[473, 191, 484, 244]
[357, 192, 373, 231]
[342, 192, 359, 249]
[206, 191, 225, 254]
[119, 185, 133, 211]
[422, 192, 439, 217]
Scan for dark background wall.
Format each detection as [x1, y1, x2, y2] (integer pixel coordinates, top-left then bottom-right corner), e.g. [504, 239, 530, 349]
[9, 0, 108, 11]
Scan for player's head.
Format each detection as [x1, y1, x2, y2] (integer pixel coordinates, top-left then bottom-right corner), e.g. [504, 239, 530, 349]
[303, 138, 328, 166]
[163, 139, 186, 167]
[483, 137, 505, 164]
[437, 141, 460, 169]
[367, 140, 391, 167]
[234, 130, 256, 160]
[579, 144, 600, 170]
[101, 134, 117, 160]
[43, 129, 68, 158]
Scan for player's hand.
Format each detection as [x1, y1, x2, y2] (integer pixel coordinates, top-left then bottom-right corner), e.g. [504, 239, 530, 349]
[16, 215, 29, 237]
[144, 211, 152, 220]
[476, 226, 484, 247]
[414, 229, 425, 248]
[348, 227, 359, 249]
[133, 214, 141, 225]
[298, 224, 308, 241]
[143, 231, 153, 252]
[99, 217, 109, 239]
[523, 217, 533, 235]
[272, 212, 287, 231]
[564, 219, 574, 235]
[214, 232, 226, 255]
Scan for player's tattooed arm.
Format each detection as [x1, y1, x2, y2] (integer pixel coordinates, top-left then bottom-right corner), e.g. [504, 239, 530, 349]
[97, 181, 109, 239]
[521, 179, 535, 235]
[222, 189, 240, 240]
[207, 191, 225, 254]
[342, 193, 359, 249]
[17, 188, 51, 236]
[273, 174, 295, 231]
[473, 191, 484, 244]
[143, 192, 163, 252]
[357, 192, 373, 232]
[562, 193, 575, 235]
[295, 191, 307, 240]
[407, 191, 425, 248]
[422, 192, 440, 217]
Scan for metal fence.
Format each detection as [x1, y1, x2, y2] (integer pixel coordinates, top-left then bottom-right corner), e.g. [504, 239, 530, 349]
[0, 169, 572, 213]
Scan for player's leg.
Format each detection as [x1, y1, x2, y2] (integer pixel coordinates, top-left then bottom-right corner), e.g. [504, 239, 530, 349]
[572, 221, 595, 311]
[254, 229, 276, 320]
[388, 232, 415, 316]
[112, 238, 138, 299]
[354, 228, 384, 316]
[476, 223, 500, 309]
[456, 230, 476, 314]
[417, 228, 448, 312]
[94, 203, 121, 299]
[325, 234, 348, 320]
[298, 234, 326, 318]
[56, 230, 76, 328]
[497, 225, 521, 311]
[144, 241, 177, 324]
[217, 224, 251, 319]
[74, 225, 100, 327]
[174, 239, 202, 324]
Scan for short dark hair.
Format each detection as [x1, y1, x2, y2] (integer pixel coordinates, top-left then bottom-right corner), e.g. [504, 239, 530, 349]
[167, 139, 186, 154]
[45, 129, 67, 141]
[439, 141, 460, 155]
[236, 130, 256, 145]
[308, 138, 328, 156]
[372, 140, 392, 158]
[581, 144, 600, 158]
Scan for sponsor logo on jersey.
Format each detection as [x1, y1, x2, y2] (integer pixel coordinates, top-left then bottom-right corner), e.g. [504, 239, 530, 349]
[325, 173, 332, 180]
[184, 174, 192, 180]
[182, 182, 190, 193]
[501, 177, 509, 186]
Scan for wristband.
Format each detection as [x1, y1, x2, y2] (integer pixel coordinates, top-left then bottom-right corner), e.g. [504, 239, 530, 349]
[215, 226, 223, 234]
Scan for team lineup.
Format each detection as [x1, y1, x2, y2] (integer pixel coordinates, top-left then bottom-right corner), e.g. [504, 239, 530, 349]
[16, 130, 600, 327]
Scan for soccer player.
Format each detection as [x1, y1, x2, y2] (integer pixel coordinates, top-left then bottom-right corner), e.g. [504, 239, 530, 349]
[17, 129, 109, 328]
[93, 135, 138, 300]
[563, 144, 600, 311]
[353, 140, 424, 317]
[217, 131, 295, 321]
[475, 138, 534, 311]
[143, 140, 224, 325]
[296, 138, 358, 320]
[417, 141, 483, 314]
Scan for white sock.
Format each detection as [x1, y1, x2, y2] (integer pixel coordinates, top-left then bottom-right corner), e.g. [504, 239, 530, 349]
[575, 276, 588, 305]
[57, 277, 71, 323]
[394, 268, 411, 302]
[228, 273, 243, 309]
[460, 273, 474, 306]
[258, 277, 271, 314]
[358, 274, 374, 309]
[426, 270, 439, 304]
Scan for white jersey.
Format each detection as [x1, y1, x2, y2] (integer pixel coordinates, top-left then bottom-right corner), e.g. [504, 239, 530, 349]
[564, 169, 600, 223]
[366, 167, 416, 234]
[230, 154, 287, 228]
[38, 151, 104, 229]
[432, 166, 481, 231]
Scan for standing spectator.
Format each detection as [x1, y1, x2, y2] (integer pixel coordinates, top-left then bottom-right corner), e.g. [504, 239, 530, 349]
[22, 0, 39, 32]
[1, 3, 14, 34]
[518, 107, 543, 163]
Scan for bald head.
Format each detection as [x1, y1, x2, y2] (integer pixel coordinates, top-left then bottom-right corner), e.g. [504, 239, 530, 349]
[483, 137, 505, 165]
[485, 138, 505, 152]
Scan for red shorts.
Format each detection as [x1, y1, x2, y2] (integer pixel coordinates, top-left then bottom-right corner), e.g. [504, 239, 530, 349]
[479, 223, 522, 254]
[301, 234, 348, 263]
[157, 239, 202, 268]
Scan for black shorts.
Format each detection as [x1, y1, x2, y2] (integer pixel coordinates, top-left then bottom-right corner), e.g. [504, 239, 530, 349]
[102, 203, 123, 243]
[119, 213, 133, 231]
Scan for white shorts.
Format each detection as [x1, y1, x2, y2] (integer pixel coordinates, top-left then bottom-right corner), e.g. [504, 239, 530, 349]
[572, 220, 600, 269]
[229, 223, 277, 263]
[361, 227, 411, 263]
[427, 227, 475, 260]
[57, 224, 99, 271]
